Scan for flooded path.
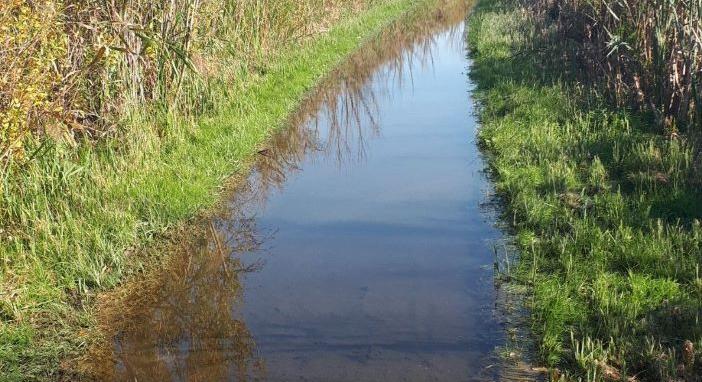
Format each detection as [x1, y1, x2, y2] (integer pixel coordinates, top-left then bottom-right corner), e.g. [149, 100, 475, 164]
[87, 2, 527, 381]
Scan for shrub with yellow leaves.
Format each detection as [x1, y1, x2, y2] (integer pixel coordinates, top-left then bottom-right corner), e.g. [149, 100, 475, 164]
[0, 0, 66, 160]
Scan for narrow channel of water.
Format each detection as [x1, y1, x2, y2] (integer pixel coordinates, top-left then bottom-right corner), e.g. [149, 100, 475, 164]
[86, 3, 536, 381]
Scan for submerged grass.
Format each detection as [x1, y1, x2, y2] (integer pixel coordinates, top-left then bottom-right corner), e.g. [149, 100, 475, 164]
[0, 0, 449, 379]
[469, 0, 702, 380]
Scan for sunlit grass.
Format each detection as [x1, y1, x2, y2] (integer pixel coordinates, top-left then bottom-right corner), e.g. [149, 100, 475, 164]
[469, 0, 702, 380]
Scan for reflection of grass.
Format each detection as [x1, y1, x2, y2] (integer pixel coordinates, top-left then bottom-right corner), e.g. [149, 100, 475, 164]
[83, 222, 263, 381]
[469, 0, 702, 380]
[0, 1, 458, 379]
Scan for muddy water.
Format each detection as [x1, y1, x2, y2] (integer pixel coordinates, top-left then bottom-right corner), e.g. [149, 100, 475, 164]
[87, 3, 526, 381]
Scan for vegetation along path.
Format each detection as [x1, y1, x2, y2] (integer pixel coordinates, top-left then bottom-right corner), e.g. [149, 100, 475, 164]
[6, 0, 702, 379]
[0, 0, 463, 379]
[469, 0, 702, 380]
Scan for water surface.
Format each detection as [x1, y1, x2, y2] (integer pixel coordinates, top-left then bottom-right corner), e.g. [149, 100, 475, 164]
[87, 4, 522, 381]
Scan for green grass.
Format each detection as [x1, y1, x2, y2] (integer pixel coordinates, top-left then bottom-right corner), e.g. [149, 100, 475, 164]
[468, 0, 702, 380]
[0, 0, 438, 379]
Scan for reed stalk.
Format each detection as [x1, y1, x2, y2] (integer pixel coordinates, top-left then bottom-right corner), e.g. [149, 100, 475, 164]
[530, 0, 702, 133]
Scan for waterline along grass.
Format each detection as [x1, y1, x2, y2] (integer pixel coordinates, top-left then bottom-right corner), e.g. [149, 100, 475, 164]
[0, 0, 449, 379]
[469, 0, 702, 380]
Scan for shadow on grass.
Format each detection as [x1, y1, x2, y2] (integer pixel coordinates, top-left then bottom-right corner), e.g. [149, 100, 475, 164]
[468, 0, 702, 380]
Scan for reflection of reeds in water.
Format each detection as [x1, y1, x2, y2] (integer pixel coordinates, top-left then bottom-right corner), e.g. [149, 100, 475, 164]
[83, 1, 475, 379]
[242, 0, 472, 196]
[83, 220, 265, 381]
[281, 0, 472, 167]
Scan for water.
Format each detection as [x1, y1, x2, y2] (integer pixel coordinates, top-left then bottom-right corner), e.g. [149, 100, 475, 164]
[87, 4, 531, 381]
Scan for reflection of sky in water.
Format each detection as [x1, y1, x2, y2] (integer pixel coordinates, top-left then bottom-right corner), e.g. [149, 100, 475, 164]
[261, 28, 483, 234]
[240, 23, 505, 381]
[90, 3, 517, 380]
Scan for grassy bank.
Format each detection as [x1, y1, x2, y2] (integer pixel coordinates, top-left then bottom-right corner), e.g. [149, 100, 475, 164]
[0, 0, 441, 379]
[469, 0, 702, 380]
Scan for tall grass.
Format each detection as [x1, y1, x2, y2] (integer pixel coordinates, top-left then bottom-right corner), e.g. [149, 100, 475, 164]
[528, 0, 702, 133]
[0, 0, 382, 308]
[0, 0, 376, 159]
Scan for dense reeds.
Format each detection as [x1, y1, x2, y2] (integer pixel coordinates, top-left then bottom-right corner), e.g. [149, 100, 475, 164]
[530, 0, 702, 133]
[0, 0, 375, 160]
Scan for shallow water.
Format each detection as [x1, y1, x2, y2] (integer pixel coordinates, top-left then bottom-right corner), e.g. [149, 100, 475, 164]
[87, 4, 531, 381]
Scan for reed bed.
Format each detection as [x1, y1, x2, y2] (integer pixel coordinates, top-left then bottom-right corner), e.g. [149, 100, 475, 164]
[0, 0, 376, 160]
[529, 0, 702, 133]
